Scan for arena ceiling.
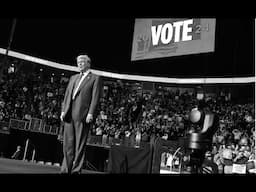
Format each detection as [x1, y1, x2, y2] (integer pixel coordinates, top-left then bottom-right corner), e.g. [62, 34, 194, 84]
[0, 18, 254, 78]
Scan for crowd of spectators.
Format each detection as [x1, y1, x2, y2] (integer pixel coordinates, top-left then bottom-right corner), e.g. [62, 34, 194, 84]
[0, 61, 66, 131]
[0, 60, 255, 173]
[92, 80, 255, 173]
[210, 102, 255, 173]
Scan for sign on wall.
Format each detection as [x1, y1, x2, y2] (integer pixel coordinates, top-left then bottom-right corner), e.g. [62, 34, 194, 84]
[131, 18, 216, 61]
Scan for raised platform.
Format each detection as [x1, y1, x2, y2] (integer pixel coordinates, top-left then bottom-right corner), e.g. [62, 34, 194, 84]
[0, 158, 106, 174]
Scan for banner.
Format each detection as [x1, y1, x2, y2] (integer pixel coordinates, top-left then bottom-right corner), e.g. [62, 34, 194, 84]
[131, 18, 216, 61]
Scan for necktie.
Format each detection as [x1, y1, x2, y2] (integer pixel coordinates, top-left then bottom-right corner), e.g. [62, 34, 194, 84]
[72, 73, 83, 99]
[74, 73, 83, 91]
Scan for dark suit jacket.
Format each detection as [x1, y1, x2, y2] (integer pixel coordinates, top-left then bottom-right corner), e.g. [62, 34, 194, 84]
[61, 71, 102, 123]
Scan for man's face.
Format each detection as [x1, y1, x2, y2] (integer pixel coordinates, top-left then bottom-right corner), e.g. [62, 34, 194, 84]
[77, 56, 90, 72]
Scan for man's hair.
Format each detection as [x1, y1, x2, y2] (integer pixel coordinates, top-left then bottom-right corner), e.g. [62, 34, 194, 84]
[76, 53, 92, 68]
[76, 54, 91, 63]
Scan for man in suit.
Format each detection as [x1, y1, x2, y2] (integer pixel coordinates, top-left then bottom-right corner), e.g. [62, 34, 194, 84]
[60, 54, 102, 174]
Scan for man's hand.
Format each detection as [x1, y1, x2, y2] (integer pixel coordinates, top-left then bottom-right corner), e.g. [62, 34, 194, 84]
[60, 112, 65, 122]
[86, 114, 93, 123]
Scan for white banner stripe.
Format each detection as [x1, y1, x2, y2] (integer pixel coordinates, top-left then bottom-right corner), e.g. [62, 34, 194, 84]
[0, 48, 255, 84]
[0, 48, 6, 54]
[1, 48, 79, 72]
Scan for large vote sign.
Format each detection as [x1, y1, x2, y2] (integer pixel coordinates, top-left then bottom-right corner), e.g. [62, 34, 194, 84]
[131, 18, 216, 61]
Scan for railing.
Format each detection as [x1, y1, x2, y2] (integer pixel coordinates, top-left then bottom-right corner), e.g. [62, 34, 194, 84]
[85, 134, 152, 150]
[0, 121, 10, 134]
[9, 119, 29, 131]
[0, 118, 60, 136]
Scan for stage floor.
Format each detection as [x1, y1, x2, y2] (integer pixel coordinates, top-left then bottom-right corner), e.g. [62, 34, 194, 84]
[0, 158, 106, 174]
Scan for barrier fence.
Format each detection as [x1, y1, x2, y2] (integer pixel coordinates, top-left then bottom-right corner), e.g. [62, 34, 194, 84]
[0, 118, 59, 135]
[0, 121, 10, 134]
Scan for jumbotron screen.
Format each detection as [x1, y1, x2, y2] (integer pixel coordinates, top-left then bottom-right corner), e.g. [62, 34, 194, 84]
[131, 18, 216, 61]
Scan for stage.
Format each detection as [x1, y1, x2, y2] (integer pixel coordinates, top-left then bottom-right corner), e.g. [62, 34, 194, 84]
[0, 158, 106, 174]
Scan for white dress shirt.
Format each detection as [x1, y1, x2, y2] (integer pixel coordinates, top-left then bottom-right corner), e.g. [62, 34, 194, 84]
[72, 70, 90, 100]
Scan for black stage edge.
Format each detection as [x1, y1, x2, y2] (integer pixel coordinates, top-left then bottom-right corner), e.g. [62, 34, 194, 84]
[0, 158, 106, 174]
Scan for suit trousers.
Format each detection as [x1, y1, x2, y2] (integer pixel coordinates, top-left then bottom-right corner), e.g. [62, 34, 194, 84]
[61, 99, 91, 174]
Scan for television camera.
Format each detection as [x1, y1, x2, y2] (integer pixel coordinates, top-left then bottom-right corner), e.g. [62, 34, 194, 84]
[184, 99, 219, 173]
